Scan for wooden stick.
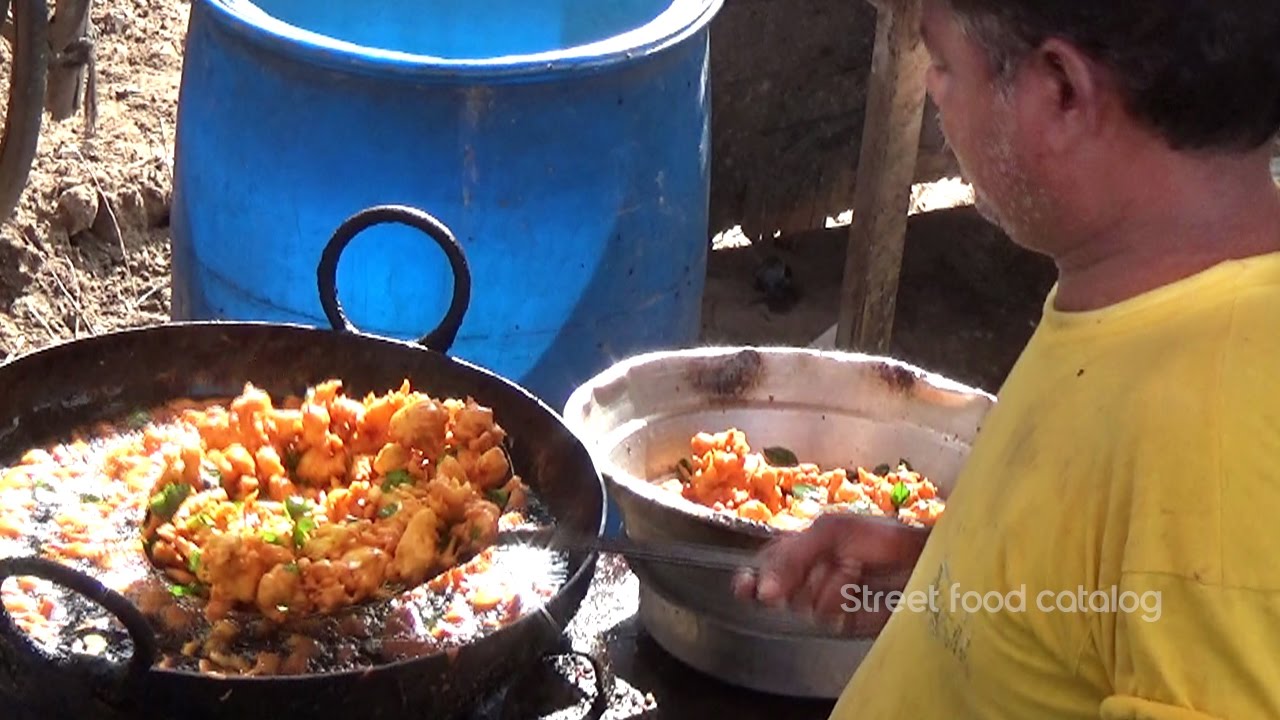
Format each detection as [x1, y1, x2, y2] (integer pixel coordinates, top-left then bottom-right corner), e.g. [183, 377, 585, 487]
[45, 0, 94, 126]
[835, 0, 930, 353]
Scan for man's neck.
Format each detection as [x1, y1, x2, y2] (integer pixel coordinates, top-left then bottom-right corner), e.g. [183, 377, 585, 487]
[1049, 148, 1280, 313]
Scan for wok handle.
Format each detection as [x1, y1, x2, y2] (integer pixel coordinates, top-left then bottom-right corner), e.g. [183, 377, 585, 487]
[574, 650, 613, 720]
[316, 205, 473, 355]
[0, 556, 157, 698]
[500, 650, 614, 720]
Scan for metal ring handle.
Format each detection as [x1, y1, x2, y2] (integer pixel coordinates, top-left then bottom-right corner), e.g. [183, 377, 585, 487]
[499, 650, 614, 720]
[0, 556, 157, 691]
[576, 650, 613, 720]
[316, 205, 472, 354]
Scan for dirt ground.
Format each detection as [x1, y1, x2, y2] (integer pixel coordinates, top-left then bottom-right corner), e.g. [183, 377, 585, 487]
[0, 0, 1054, 393]
[0, 0, 185, 360]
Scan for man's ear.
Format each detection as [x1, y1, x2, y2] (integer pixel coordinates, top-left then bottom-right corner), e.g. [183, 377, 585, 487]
[1021, 37, 1106, 154]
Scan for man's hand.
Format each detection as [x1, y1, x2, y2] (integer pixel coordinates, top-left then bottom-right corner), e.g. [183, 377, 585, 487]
[732, 513, 929, 635]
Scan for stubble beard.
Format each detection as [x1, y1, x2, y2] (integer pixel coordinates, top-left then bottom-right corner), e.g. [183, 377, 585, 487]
[968, 110, 1051, 252]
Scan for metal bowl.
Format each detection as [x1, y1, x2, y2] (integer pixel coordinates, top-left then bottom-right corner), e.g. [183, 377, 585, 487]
[562, 346, 994, 698]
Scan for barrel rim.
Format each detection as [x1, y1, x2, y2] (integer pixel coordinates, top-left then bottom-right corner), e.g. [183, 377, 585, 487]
[200, 0, 725, 79]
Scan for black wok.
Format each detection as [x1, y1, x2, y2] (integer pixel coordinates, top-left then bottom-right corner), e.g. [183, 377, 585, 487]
[0, 206, 608, 720]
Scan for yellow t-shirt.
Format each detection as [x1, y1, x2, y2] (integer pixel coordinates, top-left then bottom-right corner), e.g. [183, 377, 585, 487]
[831, 252, 1280, 719]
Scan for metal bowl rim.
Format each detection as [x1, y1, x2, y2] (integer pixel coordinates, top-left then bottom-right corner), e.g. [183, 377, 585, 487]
[563, 345, 996, 541]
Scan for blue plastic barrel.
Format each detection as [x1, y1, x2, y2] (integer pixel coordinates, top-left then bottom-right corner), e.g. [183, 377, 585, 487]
[170, 0, 723, 413]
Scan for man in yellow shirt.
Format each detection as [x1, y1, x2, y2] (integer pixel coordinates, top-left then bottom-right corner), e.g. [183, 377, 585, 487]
[733, 0, 1280, 718]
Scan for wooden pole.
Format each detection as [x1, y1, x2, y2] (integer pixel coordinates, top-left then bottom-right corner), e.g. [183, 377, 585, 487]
[834, 0, 930, 353]
[45, 0, 96, 133]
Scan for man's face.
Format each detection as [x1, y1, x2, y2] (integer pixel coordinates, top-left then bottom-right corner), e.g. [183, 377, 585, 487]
[920, 1, 1052, 248]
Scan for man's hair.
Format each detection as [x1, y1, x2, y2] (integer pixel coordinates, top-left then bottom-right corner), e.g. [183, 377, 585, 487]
[944, 0, 1280, 153]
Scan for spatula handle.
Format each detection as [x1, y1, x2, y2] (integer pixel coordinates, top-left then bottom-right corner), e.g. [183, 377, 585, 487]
[497, 528, 762, 573]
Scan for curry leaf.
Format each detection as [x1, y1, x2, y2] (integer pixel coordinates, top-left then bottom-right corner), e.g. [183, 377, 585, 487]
[485, 488, 509, 507]
[149, 483, 191, 520]
[762, 446, 799, 467]
[381, 469, 414, 492]
[125, 410, 152, 430]
[169, 582, 206, 598]
[187, 549, 202, 573]
[675, 458, 694, 482]
[292, 517, 316, 548]
[285, 496, 317, 547]
[421, 604, 443, 630]
[791, 483, 825, 502]
[378, 502, 400, 519]
[285, 496, 311, 521]
[890, 481, 910, 509]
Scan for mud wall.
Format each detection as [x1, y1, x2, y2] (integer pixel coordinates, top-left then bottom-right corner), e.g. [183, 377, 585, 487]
[708, 0, 958, 240]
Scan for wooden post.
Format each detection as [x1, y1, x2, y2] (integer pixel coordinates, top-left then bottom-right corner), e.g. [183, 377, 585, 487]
[834, 0, 930, 353]
[45, 0, 96, 133]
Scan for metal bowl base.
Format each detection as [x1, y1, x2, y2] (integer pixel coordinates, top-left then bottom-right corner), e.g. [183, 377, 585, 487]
[636, 579, 872, 700]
